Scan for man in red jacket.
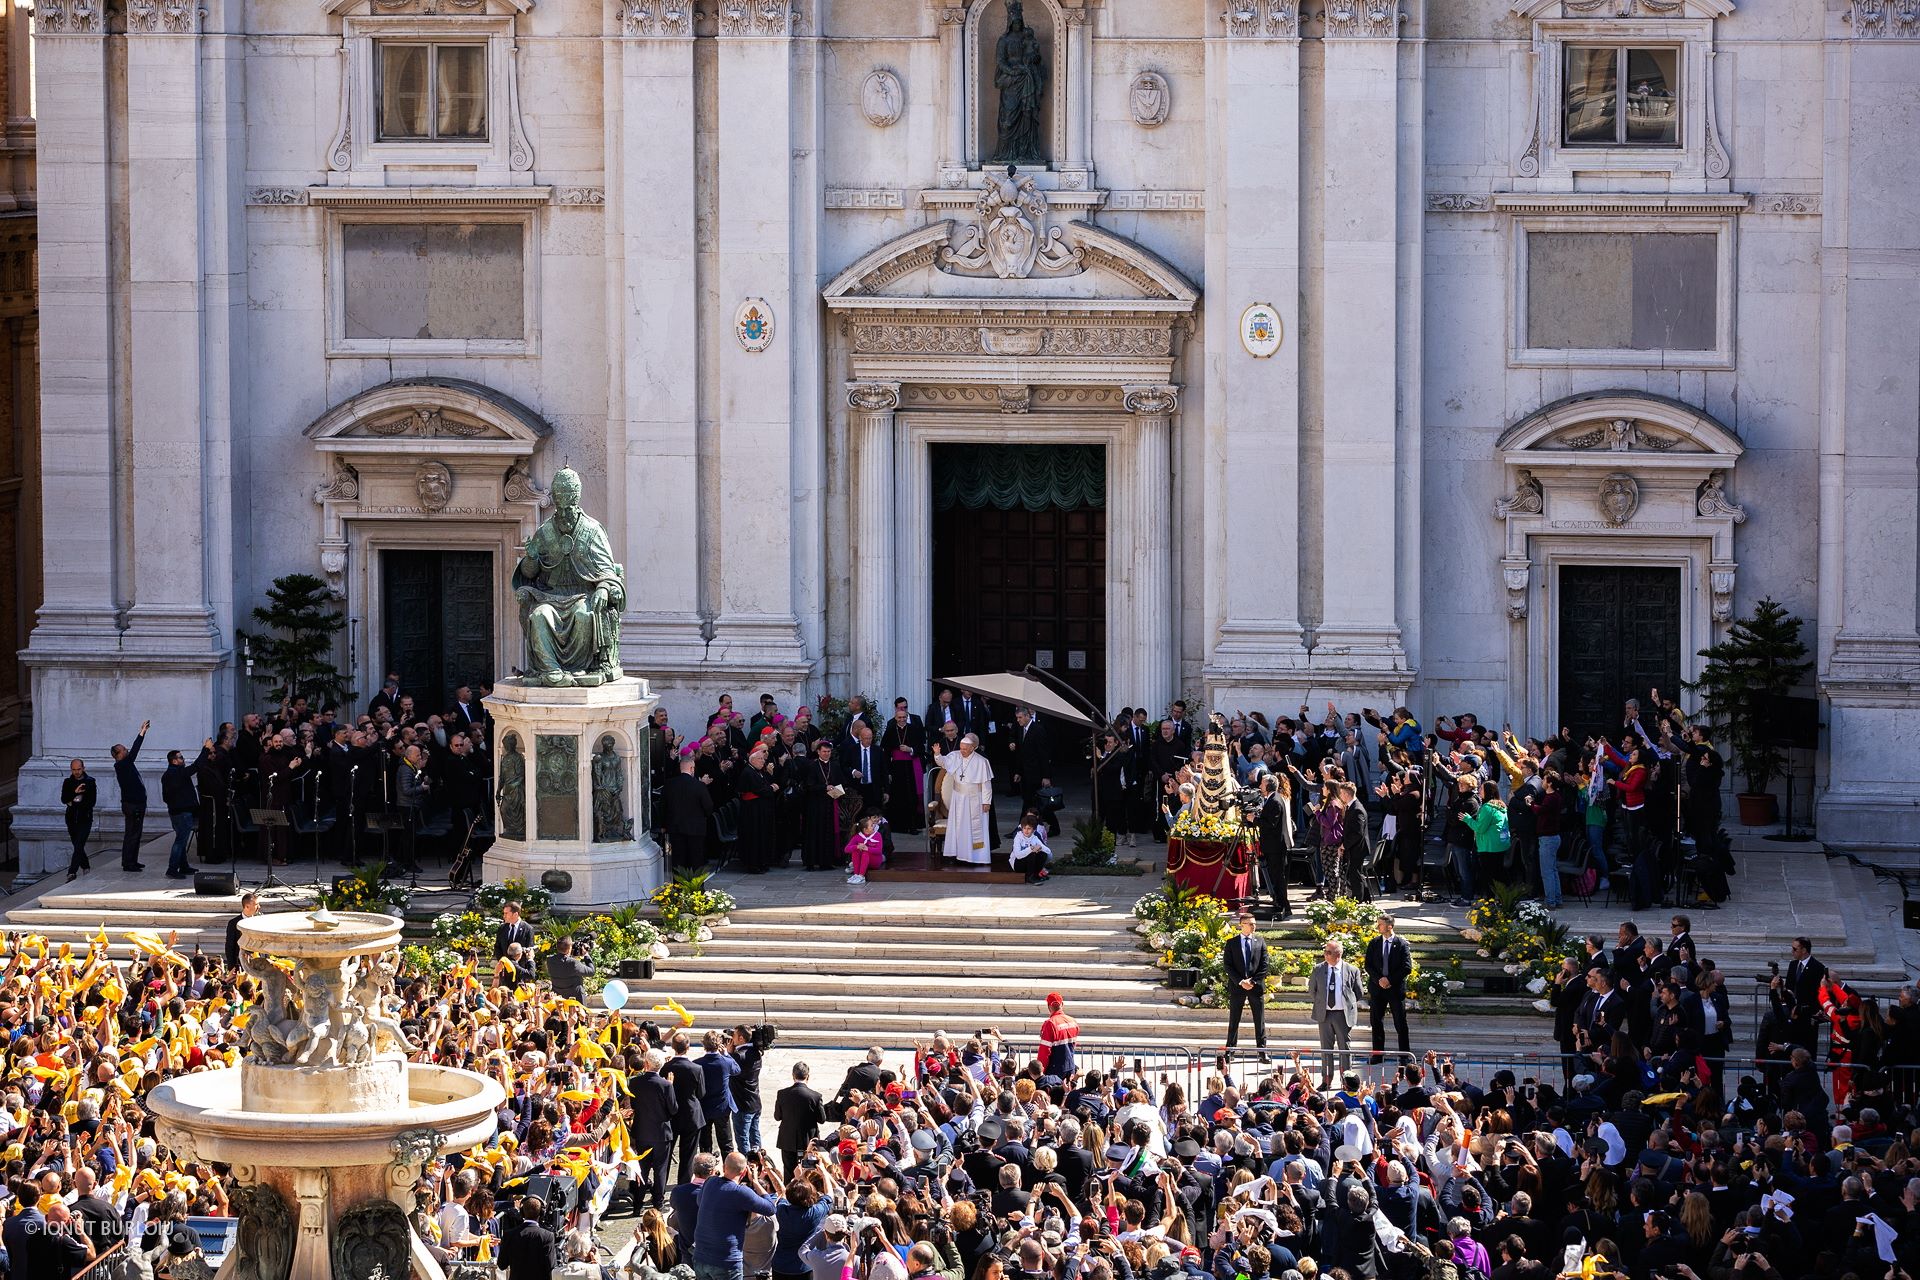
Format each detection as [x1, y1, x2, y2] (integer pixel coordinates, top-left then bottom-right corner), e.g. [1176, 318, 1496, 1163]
[1038, 992, 1078, 1079]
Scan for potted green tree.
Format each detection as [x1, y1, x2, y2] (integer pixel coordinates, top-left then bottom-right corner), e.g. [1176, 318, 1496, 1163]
[1685, 597, 1812, 826]
[241, 573, 352, 709]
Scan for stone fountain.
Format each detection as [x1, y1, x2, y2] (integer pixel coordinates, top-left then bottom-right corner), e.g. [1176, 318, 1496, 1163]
[149, 910, 504, 1280]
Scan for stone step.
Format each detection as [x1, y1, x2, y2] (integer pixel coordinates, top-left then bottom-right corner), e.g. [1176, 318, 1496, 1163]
[640, 1006, 1552, 1053]
[689, 934, 1146, 962]
[684, 920, 1135, 947]
[657, 952, 1165, 979]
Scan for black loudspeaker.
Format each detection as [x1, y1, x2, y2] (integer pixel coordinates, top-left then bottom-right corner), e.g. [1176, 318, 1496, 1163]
[1903, 898, 1920, 930]
[193, 870, 237, 896]
[1763, 695, 1821, 749]
[619, 958, 654, 981]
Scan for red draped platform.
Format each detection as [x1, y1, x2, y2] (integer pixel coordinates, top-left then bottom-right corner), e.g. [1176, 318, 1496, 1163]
[1165, 837, 1252, 902]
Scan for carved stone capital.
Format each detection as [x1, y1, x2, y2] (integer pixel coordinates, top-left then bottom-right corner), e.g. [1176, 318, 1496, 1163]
[717, 0, 797, 35]
[1223, 1, 1299, 37]
[35, 0, 107, 33]
[938, 5, 968, 24]
[846, 381, 902, 414]
[1848, 0, 1920, 36]
[1324, 0, 1402, 36]
[618, 0, 693, 36]
[1122, 384, 1179, 416]
[126, 0, 200, 33]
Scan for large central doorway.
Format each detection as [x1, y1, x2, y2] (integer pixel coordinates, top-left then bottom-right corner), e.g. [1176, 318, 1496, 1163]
[929, 443, 1106, 707]
[1557, 563, 1681, 743]
[382, 549, 495, 714]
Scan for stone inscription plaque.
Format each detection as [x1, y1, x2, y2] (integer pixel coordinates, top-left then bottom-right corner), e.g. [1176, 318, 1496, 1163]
[342, 222, 525, 341]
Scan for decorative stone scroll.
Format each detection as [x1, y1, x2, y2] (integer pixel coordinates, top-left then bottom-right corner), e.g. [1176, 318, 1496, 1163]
[1695, 470, 1746, 522]
[1493, 468, 1544, 518]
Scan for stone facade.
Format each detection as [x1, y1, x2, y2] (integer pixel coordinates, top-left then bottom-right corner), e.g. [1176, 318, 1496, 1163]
[0, 0, 35, 815]
[19, 0, 1920, 866]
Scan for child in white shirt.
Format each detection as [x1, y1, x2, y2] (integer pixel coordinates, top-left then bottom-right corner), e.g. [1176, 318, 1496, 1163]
[1011, 816, 1051, 883]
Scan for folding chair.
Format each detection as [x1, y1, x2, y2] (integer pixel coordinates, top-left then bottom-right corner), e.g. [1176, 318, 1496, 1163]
[1557, 834, 1596, 903]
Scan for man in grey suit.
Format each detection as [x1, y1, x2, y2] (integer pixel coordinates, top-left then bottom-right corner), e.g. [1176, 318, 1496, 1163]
[1310, 938, 1366, 1088]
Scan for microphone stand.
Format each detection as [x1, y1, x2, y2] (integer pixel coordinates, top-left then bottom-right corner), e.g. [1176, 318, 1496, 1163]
[258, 771, 292, 894]
[311, 767, 326, 893]
[348, 765, 359, 869]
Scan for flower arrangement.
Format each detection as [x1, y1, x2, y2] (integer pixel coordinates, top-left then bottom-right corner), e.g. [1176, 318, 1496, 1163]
[318, 861, 411, 914]
[1463, 881, 1534, 959]
[542, 906, 670, 990]
[651, 870, 737, 951]
[1134, 883, 1237, 1000]
[431, 908, 495, 953]
[1410, 955, 1467, 1018]
[474, 878, 554, 920]
[1302, 896, 1376, 953]
[1169, 807, 1247, 843]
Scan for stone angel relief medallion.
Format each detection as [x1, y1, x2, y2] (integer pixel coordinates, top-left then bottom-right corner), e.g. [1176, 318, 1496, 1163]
[862, 69, 904, 128]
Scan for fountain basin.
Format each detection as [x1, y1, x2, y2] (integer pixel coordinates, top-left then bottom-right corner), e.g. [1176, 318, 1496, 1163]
[149, 1062, 503, 1169]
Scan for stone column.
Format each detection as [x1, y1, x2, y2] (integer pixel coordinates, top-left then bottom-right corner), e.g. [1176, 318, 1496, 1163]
[1201, 3, 1307, 704]
[123, 6, 219, 653]
[848, 382, 900, 700]
[1314, 3, 1409, 696]
[1064, 7, 1093, 183]
[1817, 10, 1920, 857]
[611, 2, 704, 668]
[1124, 385, 1177, 718]
[938, 4, 967, 182]
[710, 5, 809, 679]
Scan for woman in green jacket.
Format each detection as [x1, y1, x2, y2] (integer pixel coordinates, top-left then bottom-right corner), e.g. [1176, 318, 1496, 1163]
[1466, 781, 1511, 899]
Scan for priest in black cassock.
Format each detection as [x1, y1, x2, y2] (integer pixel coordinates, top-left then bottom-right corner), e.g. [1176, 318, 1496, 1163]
[799, 738, 849, 870]
[879, 699, 927, 833]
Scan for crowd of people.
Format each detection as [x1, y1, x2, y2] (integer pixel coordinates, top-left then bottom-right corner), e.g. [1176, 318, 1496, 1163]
[1, 900, 1916, 1280]
[59, 673, 496, 886]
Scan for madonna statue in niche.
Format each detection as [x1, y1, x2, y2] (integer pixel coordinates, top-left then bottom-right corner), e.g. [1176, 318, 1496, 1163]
[993, 0, 1048, 165]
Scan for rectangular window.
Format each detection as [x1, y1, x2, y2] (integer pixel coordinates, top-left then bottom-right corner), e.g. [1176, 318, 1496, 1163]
[341, 221, 525, 343]
[376, 42, 487, 142]
[1526, 231, 1716, 352]
[1562, 46, 1678, 148]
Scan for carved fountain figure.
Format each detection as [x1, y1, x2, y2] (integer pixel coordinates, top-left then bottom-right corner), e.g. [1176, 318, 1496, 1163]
[148, 910, 503, 1280]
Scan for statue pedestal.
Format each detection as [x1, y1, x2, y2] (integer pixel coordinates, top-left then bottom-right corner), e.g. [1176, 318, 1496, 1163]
[483, 676, 665, 910]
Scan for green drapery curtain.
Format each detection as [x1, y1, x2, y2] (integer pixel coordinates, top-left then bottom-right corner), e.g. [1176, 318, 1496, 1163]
[931, 444, 1106, 512]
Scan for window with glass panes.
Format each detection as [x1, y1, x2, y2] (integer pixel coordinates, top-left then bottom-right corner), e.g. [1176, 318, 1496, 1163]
[376, 43, 488, 142]
[1562, 46, 1679, 148]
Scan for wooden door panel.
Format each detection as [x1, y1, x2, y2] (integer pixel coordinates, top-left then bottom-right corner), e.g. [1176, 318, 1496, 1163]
[1558, 564, 1680, 743]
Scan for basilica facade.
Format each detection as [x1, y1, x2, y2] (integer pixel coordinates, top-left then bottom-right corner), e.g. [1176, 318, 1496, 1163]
[19, 0, 1920, 870]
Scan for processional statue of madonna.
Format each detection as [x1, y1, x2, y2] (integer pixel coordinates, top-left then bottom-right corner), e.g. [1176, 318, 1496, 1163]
[513, 467, 626, 686]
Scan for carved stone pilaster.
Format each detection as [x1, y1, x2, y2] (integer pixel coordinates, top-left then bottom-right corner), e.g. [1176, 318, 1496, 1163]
[1223, 1, 1299, 37]
[1502, 559, 1532, 621]
[618, 0, 692, 36]
[34, 0, 106, 33]
[1324, 0, 1401, 36]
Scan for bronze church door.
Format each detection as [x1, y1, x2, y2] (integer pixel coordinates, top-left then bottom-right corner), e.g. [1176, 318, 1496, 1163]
[382, 549, 495, 714]
[1557, 564, 1680, 745]
[929, 444, 1106, 709]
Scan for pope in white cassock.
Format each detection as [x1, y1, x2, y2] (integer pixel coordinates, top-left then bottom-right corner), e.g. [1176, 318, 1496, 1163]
[938, 733, 996, 864]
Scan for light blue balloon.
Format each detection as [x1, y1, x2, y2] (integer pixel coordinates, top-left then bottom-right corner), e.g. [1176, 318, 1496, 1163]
[603, 979, 630, 1011]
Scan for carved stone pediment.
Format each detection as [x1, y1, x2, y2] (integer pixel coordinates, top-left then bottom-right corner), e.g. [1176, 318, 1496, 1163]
[825, 219, 1198, 305]
[304, 377, 550, 456]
